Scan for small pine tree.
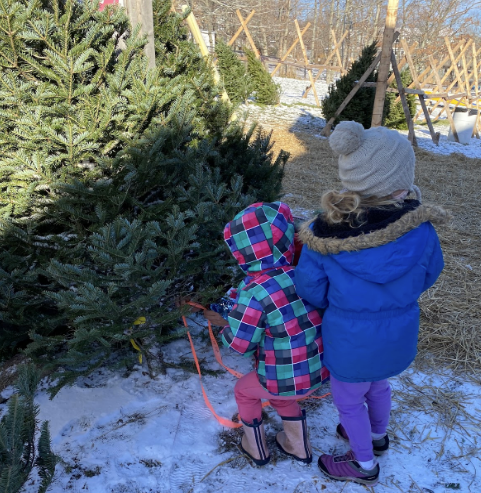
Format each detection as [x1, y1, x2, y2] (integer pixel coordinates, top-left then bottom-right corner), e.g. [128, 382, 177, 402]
[0, 364, 59, 493]
[215, 41, 254, 104]
[246, 49, 280, 105]
[384, 68, 417, 129]
[321, 42, 378, 128]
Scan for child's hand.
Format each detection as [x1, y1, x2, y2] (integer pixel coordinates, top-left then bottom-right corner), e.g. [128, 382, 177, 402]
[204, 310, 228, 327]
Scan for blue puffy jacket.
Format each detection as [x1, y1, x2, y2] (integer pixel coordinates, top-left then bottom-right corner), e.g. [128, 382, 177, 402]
[295, 202, 446, 383]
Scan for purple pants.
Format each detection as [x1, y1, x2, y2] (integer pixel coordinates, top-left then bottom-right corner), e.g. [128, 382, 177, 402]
[331, 375, 391, 462]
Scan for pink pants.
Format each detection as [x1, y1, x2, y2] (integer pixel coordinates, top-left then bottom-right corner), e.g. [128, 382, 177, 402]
[234, 371, 316, 424]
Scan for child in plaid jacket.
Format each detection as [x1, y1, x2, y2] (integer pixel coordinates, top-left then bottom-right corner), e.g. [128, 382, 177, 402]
[214, 202, 329, 466]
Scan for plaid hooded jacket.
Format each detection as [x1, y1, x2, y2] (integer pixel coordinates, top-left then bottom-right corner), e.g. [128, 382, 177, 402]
[222, 202, 329, 396]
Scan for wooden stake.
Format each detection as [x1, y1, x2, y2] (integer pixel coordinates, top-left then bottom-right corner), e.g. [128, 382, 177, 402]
[236, 10, 260, 58]
[400, 38, 421, 89]
[303, 30, 348, 97]
[386, 41, 418, 86]
[321, 52, 382, 136]
[331, 29, 344, 73]
[445, 37, 471, 108]
[472, 43, 481, 137]
[429, 55, 458, 143]
[125, 0, 156, 68]
[228, 10, 255, 47]
[295, 19, 320, 106]
[390, 51, 417, 146]
[417, 40, 473, 119]
[371, 0, 399, 127]
[182, 5, 229, 103]
[406, 40, 465, 91]
[418, 94, 440, 144]
[271, 23, 311, 77]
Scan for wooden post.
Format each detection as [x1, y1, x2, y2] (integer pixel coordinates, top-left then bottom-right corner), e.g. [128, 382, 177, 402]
[400, 38, 421, 89]
[303, 30, 348, 98]
[125, 0, 156, 68]
[386, 41, 418, 86]
[417, 94, 440, 144]
[321, 52, 382, 136]
[405, 40, 465, 94]
[371, 0, 399, 127]
[390, 51, 417, 146]
[236, 10, 260, 58]
[472, 43, 481, 137]
[271, 23, 311, 77]
[429, 55, 459, 143]
[182, 5, 229, 103]
[416, 40, 473, 120]
[295, 19, 320, 106]
[445, 37, 471, 109]
[331, 30, 344, 74]
[228, 10, 255, 47]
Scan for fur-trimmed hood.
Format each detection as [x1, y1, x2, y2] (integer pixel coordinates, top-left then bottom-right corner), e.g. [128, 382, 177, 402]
[299, 203, 449, 256]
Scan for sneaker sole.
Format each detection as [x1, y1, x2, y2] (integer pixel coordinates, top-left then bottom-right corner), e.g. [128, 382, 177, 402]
[319, 469, 379, 486]
[336, 432, 387, 457]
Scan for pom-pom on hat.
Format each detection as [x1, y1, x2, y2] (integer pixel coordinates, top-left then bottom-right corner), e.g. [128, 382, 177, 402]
[329, 121, 416, 198]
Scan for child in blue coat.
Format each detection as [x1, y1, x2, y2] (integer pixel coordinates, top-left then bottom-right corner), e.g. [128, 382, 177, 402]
[295, 121, 447, 486]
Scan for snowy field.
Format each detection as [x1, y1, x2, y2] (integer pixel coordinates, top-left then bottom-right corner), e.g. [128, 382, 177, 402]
[242, 77, 481, 160]
[1, 316, 479, 493]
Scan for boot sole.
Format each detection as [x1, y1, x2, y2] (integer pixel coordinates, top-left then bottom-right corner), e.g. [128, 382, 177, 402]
[336, 432, 387, 456]
[238, 443, 270, 466]
[275, 437, 313, 464]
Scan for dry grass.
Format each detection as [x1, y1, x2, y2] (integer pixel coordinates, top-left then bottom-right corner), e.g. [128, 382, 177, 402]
[390, 373, 481, 459]
[269, 127, 481, 377]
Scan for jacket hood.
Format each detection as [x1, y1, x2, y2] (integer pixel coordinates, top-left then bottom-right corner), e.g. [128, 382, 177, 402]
[224, 202, 295, 273]
[299, 203, 449, 283]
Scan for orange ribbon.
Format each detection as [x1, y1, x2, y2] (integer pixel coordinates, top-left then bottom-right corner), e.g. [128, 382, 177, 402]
[182, 301, 330, 428]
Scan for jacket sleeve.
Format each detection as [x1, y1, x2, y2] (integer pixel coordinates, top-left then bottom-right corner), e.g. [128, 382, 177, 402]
[422, 228, 445, 292]
[294, 245, 329, 309]
[221, 290, 266, 357]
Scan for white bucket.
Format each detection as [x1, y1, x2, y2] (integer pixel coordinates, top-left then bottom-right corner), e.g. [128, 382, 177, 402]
[447, 107, 478, 144]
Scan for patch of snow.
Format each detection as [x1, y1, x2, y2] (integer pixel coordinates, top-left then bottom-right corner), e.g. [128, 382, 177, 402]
[242, 76, 481, 160]
[8, 315, 479, 493]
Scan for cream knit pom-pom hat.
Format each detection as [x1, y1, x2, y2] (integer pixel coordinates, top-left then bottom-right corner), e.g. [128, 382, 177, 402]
[329, 121, 416, 198]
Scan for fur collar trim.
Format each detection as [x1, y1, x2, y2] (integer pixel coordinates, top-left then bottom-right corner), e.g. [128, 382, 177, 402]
[312, 200, 421, 239]
[299, 204, 449, 255]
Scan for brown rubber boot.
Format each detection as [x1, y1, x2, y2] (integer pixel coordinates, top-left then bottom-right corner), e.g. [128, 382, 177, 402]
[275, 409, 313, 464]
[240, 418, 270, 466]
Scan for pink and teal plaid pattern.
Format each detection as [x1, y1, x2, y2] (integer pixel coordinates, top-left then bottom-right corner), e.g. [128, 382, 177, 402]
[224, 202, 295, 273]
[222, 202, 329, 396]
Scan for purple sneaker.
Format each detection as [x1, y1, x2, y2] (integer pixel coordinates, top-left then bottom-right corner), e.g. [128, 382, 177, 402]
[318, 450, 380, 486]
[337, 423, 389, 456]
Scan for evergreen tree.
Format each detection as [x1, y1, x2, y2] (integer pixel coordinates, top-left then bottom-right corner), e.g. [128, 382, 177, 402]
[246, 49, 280, 105]
[321, 42, 378, 128]
[0, 0, 286, 384]
[0, 364, 59, 493]
[384, 68, 417, 130]
[215, 41, 254, 104]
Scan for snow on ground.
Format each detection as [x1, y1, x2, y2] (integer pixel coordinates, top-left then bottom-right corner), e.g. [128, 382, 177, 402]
[401, 124, 481, 159]
[2, 316, 479, 493]
[242, 77, 481, 160]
